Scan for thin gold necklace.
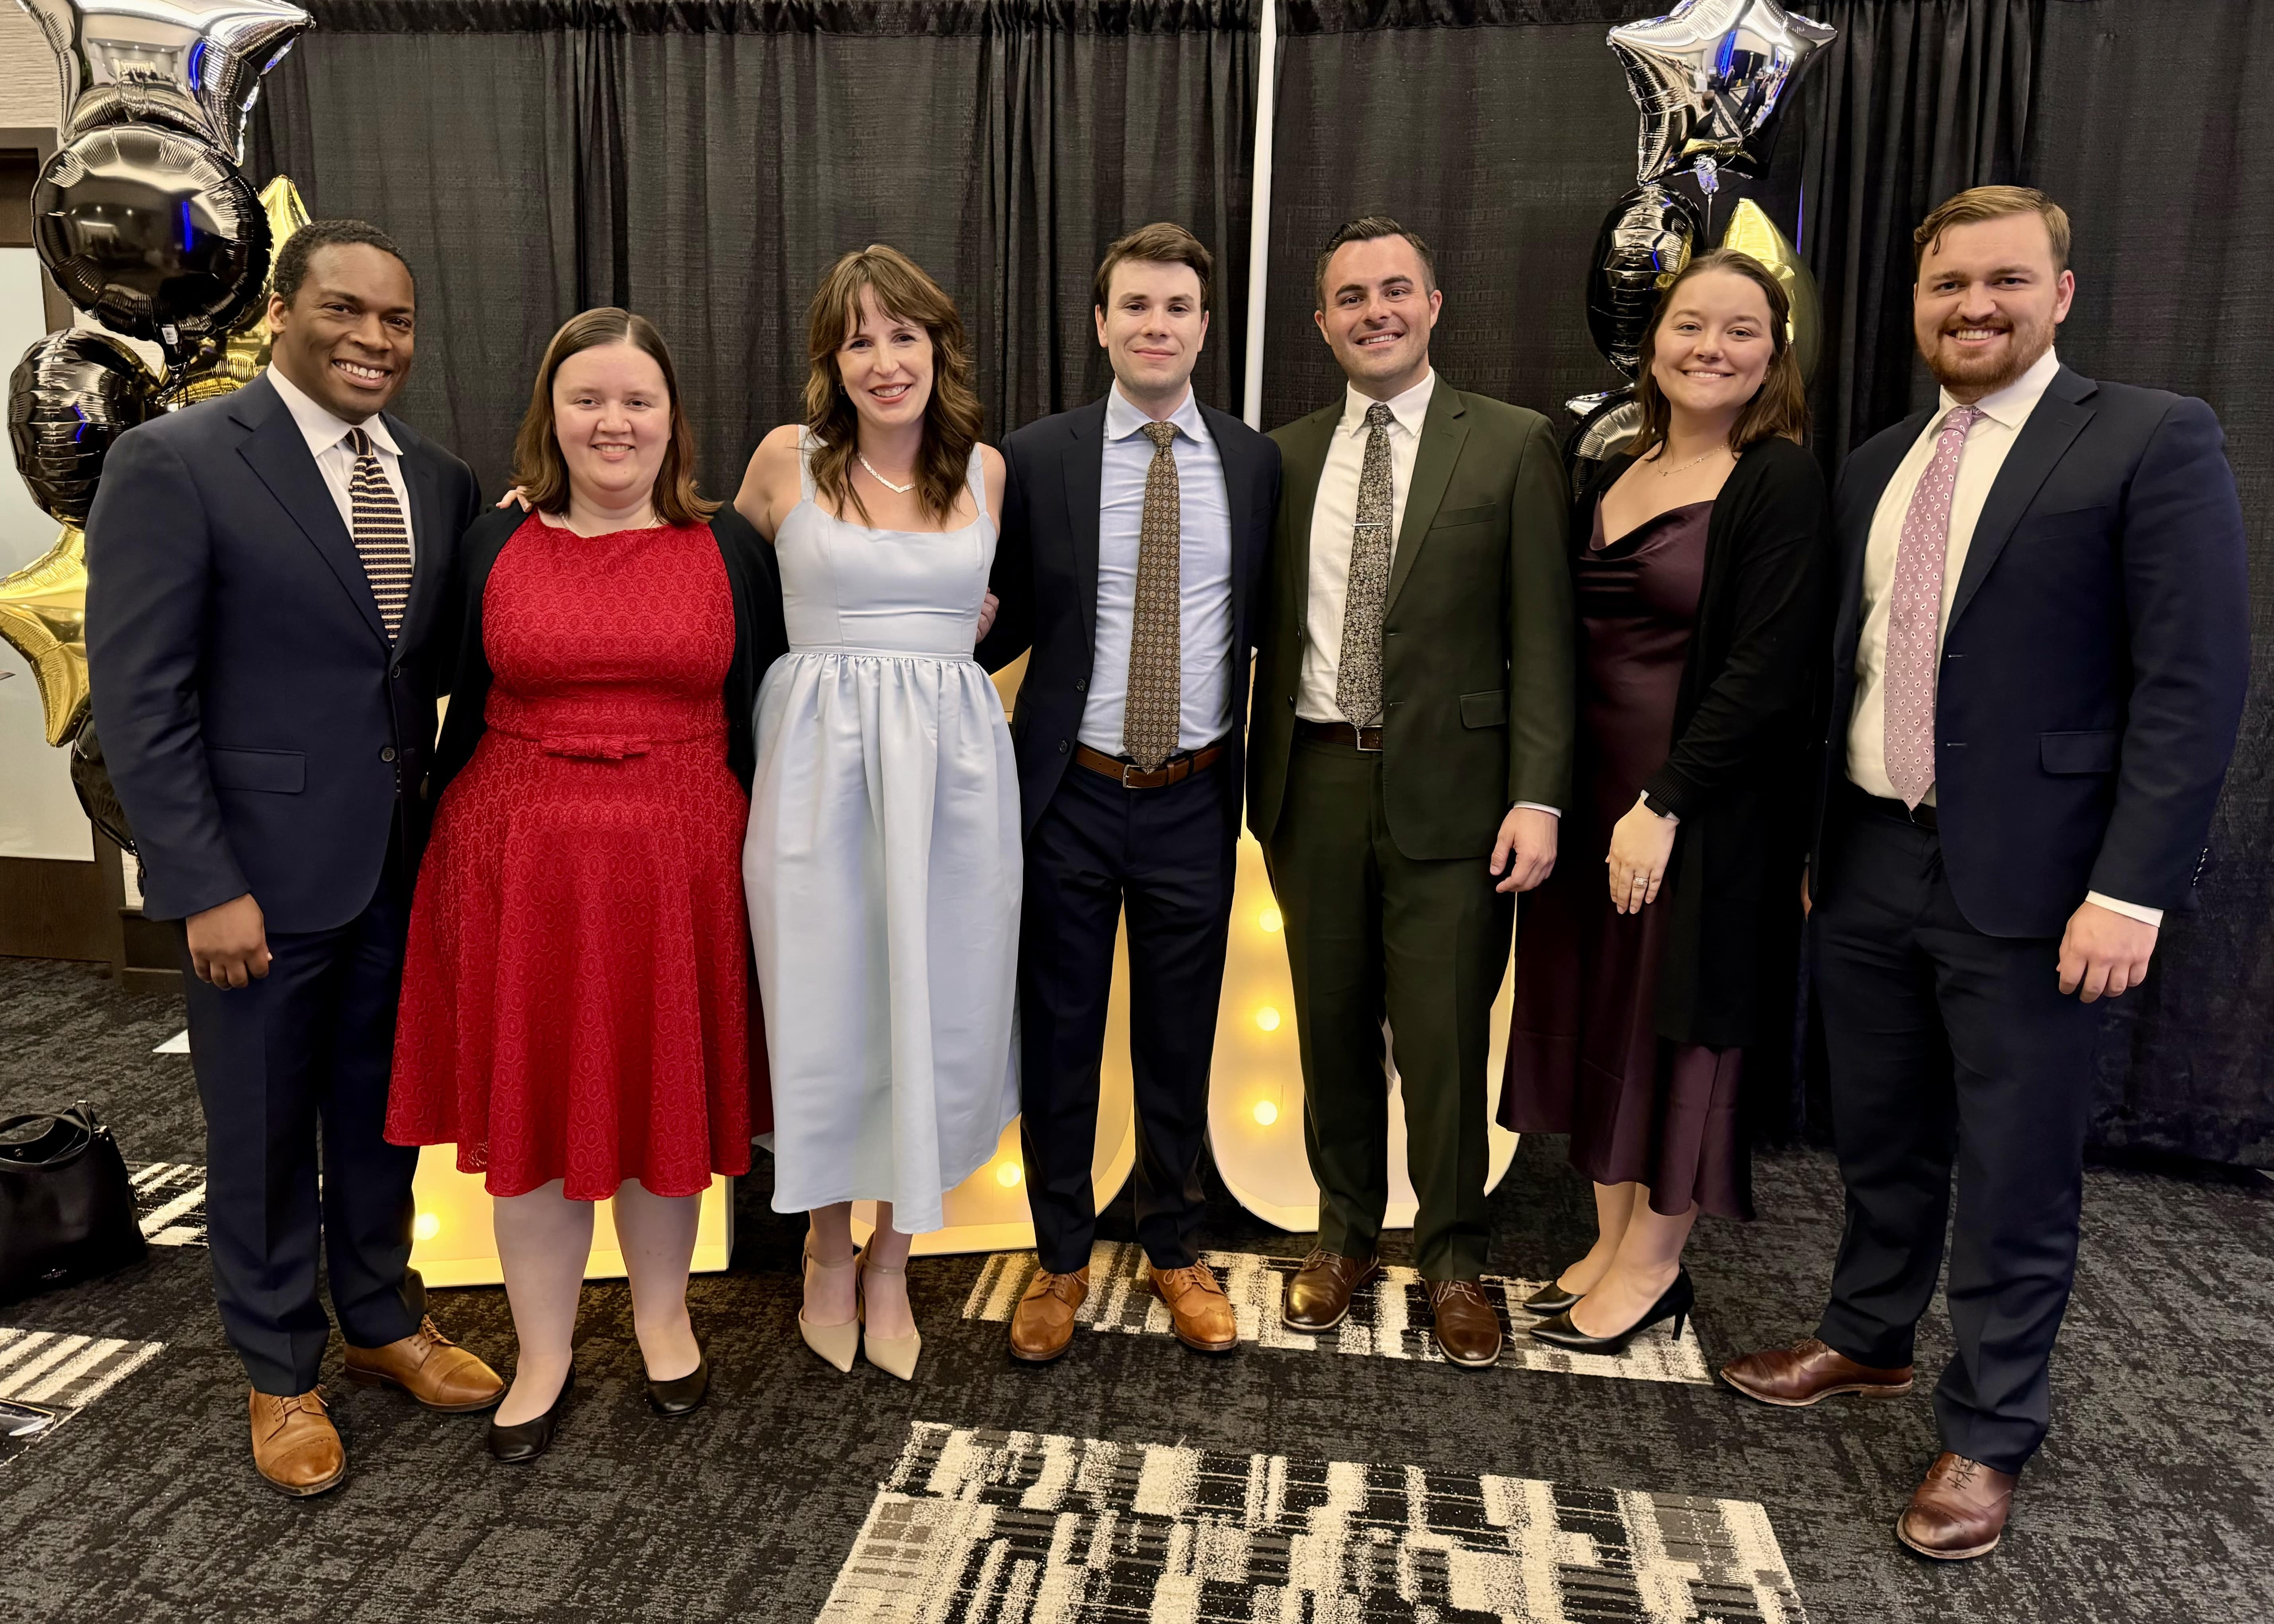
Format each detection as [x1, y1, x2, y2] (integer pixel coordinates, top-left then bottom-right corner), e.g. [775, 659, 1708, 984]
[1651, 446, 1722, 479]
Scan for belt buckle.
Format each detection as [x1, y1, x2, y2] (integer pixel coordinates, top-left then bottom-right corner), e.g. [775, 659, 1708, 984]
[1353, 726, 1382, 754]
[1121, 761, 1148, 788]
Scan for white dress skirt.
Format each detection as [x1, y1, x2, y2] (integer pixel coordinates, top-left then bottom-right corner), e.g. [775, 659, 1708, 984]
[743, 435, 1021, 1235]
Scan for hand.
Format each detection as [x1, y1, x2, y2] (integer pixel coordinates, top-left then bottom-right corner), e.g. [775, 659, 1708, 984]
[2057, 900, 2158, 1001]
[185, 893, 270, 989]
[1490, 806, 1559, 894]
[976, 590, 1000, 643]
[1605, 795, 1678, 914]
[494, 487, 532, 511]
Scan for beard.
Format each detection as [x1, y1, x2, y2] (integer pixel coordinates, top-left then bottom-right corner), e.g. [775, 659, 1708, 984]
[1922, 310, 2056, 396]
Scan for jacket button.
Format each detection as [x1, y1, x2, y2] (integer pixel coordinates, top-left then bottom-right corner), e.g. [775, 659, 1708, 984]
[1058, 739, 1069, 753]
[1074, 678, 1086, 692]
[391, 664, 404, 679]
[380, 746, 397, 762]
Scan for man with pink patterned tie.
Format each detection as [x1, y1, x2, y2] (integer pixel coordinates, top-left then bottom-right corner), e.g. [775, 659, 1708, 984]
[1718, 188, 2248, 1561]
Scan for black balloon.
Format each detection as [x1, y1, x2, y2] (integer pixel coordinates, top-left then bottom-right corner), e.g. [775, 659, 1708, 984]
[33, 125, 270, 357]
[68, 720, 135, 856]
[1585, 183, 1704, 377]
[6, 328, 162, 525]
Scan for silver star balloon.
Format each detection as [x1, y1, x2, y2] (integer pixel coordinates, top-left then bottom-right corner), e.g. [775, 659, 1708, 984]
[17, 0, 311, 161]
[1610, 0, 1834, 187]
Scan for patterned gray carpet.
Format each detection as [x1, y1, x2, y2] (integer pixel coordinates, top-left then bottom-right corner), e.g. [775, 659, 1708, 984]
[1, 956, 2269, 1622]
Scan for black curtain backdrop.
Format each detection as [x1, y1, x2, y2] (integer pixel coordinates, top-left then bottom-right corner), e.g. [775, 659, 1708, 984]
[252, 0, 1260, 498]
[236, 0, 2270, 1164]
[2026, 0, 2274, 1168]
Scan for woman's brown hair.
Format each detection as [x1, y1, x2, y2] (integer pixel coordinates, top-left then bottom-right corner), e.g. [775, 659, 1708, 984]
[510, 307, 719, 526]
[1630, 248, 1811, 457]
[803, 246, 984, 527]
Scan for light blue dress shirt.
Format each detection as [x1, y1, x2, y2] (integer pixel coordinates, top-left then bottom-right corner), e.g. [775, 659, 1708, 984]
[1078, 382, 1235, 756]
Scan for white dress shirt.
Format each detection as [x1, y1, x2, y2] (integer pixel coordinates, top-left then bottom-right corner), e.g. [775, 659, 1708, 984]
[267, 363, 416, 562]
[1298, 367, 1555, 817]
[1846, 347, 2156, 925]
[1298, 369, 1436, 723]
[1078, 381, 1236, 756]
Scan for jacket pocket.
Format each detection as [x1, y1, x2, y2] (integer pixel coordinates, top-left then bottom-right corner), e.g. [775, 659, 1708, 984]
[1459, 690, 1508, 729]
[2022, 505, 2111, 542]
[1432, 503, 1497, 529]
[2040, 729, 2118, 775]
[207, 747, 306, 794]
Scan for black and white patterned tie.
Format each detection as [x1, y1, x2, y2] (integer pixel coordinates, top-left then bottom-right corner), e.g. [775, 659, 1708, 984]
[1122, 420, 1183, 772]
[1334, 402, 1396, 729]
[346, 426, 412, 641]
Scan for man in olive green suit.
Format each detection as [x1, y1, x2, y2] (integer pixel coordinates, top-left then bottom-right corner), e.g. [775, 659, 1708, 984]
[1251, 217, 1574, 1368]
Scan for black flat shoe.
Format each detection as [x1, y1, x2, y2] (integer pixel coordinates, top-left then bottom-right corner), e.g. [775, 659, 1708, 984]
[1528, 1269, 1695, 1354]
[1520, 1281, 1582, 1317]
[487, 1363, 573, 1463]
[646, 1348, 709, 1417]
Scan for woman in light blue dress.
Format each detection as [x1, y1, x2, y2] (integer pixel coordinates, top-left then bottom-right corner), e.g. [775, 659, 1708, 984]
[736, 246, 1019, 1382]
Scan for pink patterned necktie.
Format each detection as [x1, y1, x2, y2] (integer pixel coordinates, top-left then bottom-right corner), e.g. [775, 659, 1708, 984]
[1883, 404, 1983, 807]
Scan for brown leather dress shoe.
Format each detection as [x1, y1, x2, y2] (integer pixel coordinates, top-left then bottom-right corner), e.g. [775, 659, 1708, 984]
[249, 1387, 345, 1497]
[1282, 1249, 1380, 1333]
[1009, 1266, 1090, 1363]
[1151, 1262, 1238, 1354]
[344, 1315, 505, 1413]
[1897, 1452, 2017, 1560]
[1428, 1278, 1503, 1368]
[1719, 1337, 1915, 1407]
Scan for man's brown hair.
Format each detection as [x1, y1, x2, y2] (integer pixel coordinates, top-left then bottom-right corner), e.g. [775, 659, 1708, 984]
[1630, 248, 1811, 456]
[1912, 185, 2072, 274]
[1094, 222, 1213, 315]
[511, 307, 718, 526]
[1313, 215, 1436, 310]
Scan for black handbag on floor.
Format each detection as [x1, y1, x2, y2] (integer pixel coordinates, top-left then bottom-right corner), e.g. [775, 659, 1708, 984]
[0, 1101, 146, 1304]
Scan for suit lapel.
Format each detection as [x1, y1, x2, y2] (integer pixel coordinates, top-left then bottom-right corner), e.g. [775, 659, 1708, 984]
[397, 431, 449, 652]
[1947, 368, 2097, 630]
[231, 375, 388, 648]
[1836, 410, 1929, 657]
[1385, 382, 1468, 614]
[1198, 402, 1256, 641]
[1277, 404, 1338, 617]
[1060, 400, 1108, 654]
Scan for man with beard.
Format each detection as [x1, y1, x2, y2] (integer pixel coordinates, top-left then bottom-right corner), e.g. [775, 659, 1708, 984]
[1719, 188, 2248, 1559]
[88, 221, 502, 1495]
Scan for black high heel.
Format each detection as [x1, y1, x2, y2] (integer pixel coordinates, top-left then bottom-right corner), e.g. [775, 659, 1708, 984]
[646, 1347, 710, 1417]
[1528, 1268, 1694, 1354]
[487, 1362, 574, 1462]
[1520, 1280, 1582, 1317]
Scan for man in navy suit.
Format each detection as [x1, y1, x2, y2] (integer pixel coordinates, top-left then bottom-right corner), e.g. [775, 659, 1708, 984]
[979, 223, 1280, 1362]
[87, 221, 503, 1496]
[1721, 188, 2249, 1559]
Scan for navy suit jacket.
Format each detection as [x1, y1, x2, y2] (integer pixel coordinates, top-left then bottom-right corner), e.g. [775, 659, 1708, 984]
[1815, 365, 2249, 937]
[86, 372, 479, 932]
[978, 394, 1280, 839]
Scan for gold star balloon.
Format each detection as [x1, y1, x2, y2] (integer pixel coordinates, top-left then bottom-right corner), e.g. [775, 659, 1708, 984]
[1720, 196, 1823, 382]
[0, 524, 90, 746]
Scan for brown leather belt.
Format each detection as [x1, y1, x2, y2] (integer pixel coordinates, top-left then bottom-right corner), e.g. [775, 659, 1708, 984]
[1296, 719, 1383, 752]
[1074, 741, 1226, 790]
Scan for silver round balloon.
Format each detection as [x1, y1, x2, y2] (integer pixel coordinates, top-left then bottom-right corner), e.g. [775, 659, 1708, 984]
[18, 0, 311, 161]
[33, 125, 271, 358]
[1586, 183, 1703, 377]
[1609, 0, 1835, 185]
[7, 328, 165, 525]
[1566, 389, 1644, 466]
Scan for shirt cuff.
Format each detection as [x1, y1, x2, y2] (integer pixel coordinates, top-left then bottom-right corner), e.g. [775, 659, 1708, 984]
[2085, 891, 2164, 928]
[1512, 801, 1561, 818]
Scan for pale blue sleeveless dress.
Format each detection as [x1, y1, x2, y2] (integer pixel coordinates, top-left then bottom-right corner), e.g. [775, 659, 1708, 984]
[744, 434, 1021, 1235]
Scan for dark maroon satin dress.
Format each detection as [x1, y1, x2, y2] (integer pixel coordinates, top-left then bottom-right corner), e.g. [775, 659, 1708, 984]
[1500, 498, 1751, 1220]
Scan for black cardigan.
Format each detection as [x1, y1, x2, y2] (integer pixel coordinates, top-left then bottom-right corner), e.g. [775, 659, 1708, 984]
[1573, 435, 1831, 1049]
[423, 503, 790, 807]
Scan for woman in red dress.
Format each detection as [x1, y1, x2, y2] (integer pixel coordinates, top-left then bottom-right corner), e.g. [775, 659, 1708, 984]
[388, 309, 785, 1460]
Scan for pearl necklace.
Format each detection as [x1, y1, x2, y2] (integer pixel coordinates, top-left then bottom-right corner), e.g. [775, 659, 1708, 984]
[858, 452, 916, 494]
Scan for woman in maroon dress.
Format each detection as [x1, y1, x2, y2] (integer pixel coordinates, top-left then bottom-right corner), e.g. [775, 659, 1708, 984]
[388, 309, 785, 1458]
[1503, 251, 1829, 1352]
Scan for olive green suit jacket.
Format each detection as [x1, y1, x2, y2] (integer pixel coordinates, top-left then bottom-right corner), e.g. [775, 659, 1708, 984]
[1246, 381, 1575, 861]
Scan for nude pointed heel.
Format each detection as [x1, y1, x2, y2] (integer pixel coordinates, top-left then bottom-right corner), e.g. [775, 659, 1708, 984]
[799, 1243, 861, 1374]
[858, 1248, 922, 1382]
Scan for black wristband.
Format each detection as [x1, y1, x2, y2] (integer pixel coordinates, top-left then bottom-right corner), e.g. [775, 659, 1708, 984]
[1642, 791, 1678, 820]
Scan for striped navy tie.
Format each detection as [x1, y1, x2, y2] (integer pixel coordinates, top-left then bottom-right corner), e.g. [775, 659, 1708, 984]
[346, 426, 412, 641]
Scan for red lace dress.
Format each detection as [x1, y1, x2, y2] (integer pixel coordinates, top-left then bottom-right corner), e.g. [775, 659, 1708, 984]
[388, 515, 754, 1200]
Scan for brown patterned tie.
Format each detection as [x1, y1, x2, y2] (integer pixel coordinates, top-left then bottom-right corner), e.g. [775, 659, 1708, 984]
[346, 427, 412, 642]
[1335, 402, 1396, 729]
[1122, 420, 1182, 772]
